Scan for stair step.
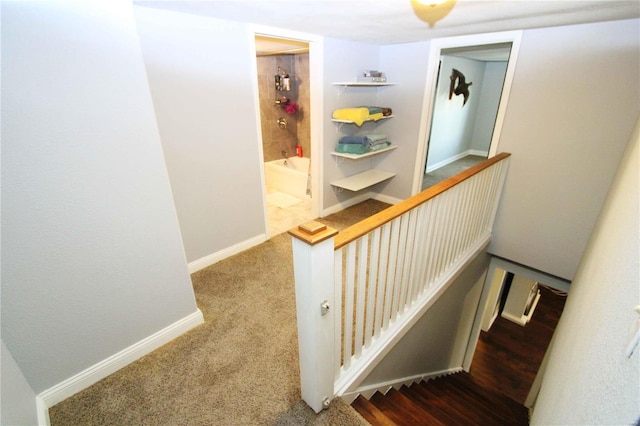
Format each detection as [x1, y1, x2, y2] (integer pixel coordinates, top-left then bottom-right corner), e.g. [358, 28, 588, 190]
[401, 383, 471, 425]
[446, 373, 529, 424]
[352, 372, 529, 426]
[351, 395, 398, 426]
[370, 389, 447, 426]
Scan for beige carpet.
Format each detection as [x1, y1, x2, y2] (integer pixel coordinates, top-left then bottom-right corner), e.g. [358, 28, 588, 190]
[422, 155, 486, 191]
[49, 199, 390, 425]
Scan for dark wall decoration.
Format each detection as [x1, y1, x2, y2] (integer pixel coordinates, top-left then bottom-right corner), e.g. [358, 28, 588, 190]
[449, 68, 472, 107]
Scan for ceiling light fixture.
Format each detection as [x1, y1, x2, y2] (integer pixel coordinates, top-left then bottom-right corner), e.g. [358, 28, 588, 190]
[416, 0, 448, 6]
[410, 0, 457, 28]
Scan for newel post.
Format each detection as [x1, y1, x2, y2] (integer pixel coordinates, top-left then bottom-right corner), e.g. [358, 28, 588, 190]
[289, 221, 338, 413]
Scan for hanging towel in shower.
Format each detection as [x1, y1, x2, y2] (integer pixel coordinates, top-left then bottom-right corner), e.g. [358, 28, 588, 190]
[332, 107, 370, 126]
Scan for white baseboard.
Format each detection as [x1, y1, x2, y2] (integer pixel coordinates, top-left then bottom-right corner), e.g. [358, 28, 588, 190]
[188, 234, 267, 274]
[38, 309, 204, 409]
[36, 395, 50, 426]
[340, 367, 463, 403]
[370, 193, 402, 206]
[321, 192, 374, 217]
[321, 191, 401, 218]
[426, 149, 487, 173]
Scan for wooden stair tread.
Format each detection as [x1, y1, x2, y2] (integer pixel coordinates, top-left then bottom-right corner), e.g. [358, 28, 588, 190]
[351, 395, 398, 426]
[448, 372, 529, 422]
[352, 373, 529, 426]
[400, 384, 466, 425]
[370, 389, 447, 426]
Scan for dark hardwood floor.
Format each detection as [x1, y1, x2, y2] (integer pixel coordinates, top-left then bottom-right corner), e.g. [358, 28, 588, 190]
[352, 284, 567, 425]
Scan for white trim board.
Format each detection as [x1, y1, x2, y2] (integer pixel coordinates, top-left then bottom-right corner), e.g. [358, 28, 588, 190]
[37, 310, 204, 409]
[426, 149, 487, 173]
[188, 234, 267, 274]
[412, 30, 522, 195]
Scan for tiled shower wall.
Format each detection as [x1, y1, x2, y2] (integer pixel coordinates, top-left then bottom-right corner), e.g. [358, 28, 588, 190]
[256, 53, 310, 162]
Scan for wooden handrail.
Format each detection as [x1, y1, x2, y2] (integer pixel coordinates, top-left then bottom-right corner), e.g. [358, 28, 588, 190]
[334, 152, 511, 250]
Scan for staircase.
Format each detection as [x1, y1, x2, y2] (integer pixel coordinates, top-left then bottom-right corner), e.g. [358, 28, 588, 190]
[352, 372, 529, 425]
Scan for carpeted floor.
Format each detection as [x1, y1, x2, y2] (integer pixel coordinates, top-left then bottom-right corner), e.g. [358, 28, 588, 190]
[422, 155, 486, 190]
[48, 199, 390, 426]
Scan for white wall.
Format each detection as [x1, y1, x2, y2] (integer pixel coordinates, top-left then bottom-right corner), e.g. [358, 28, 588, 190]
[134, 6, 267, 264]
[490, 19, 640, 280]
[531, 115, 639, 424]
[322, 38, 382, 210]
[378, 41, 431, 200]
[1, 0, 199, 395]
[1, 341, 39, 426]
[470, 61, 507, 153]
[427, 56, 486, 169]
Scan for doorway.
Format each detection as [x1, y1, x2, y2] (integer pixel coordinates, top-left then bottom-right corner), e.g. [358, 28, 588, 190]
[465, 256, 570, 406]
[412, 31, 522, 195]
[252, 29, 323, 237]
[422, 43, 511, 190]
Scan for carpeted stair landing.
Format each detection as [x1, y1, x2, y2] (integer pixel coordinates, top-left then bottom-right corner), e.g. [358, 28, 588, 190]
[48, 200, 390, 425]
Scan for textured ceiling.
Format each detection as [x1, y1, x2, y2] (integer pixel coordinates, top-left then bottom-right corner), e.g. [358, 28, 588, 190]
[136, 0, 639, 45]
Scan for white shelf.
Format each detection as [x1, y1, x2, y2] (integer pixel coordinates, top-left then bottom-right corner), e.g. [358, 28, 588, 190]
[331, 169, 396, 192]
[331, 115, 394, 124]
[331, 144, 397, 160]
[332, 82, 396, 87]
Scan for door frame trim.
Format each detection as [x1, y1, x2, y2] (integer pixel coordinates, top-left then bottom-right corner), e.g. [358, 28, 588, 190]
[249, 25, 324, 234]
[411, 30, 523, 195]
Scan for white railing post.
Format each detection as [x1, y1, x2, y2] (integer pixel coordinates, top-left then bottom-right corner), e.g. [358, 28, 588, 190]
[289, 221, 338, 413]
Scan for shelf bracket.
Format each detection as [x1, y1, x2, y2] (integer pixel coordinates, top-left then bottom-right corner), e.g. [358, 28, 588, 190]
[333, 156, 345, 166]
[331, 185, 344, 195]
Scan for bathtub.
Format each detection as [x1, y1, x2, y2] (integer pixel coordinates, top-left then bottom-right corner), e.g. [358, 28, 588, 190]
[265, 156, 310, 199]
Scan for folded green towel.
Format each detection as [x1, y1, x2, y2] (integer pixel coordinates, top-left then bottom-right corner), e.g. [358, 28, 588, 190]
[335, 143, 369, 155]
[369, 141, 392, 151]
[335, 142, 391, 155]
[362, 133, 387, 142]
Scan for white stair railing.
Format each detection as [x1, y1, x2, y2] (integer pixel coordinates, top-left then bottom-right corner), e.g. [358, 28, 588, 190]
[289, 153, 510, 413]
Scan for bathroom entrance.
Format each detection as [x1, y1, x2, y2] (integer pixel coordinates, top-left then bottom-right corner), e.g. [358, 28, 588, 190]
[255, 35, 314, 237]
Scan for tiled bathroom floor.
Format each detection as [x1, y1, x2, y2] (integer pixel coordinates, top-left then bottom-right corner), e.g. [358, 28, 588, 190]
[267, 193, 314, 237]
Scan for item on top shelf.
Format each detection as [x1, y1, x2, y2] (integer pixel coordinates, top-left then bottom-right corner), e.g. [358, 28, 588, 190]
[358, 70, 386, 83]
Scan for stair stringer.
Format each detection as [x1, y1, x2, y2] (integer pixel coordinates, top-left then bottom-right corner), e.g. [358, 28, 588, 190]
[341, 367, 464, 404]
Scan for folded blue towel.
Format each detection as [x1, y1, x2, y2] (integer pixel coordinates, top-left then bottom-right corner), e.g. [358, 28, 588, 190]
[339, 135, 371, 145]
